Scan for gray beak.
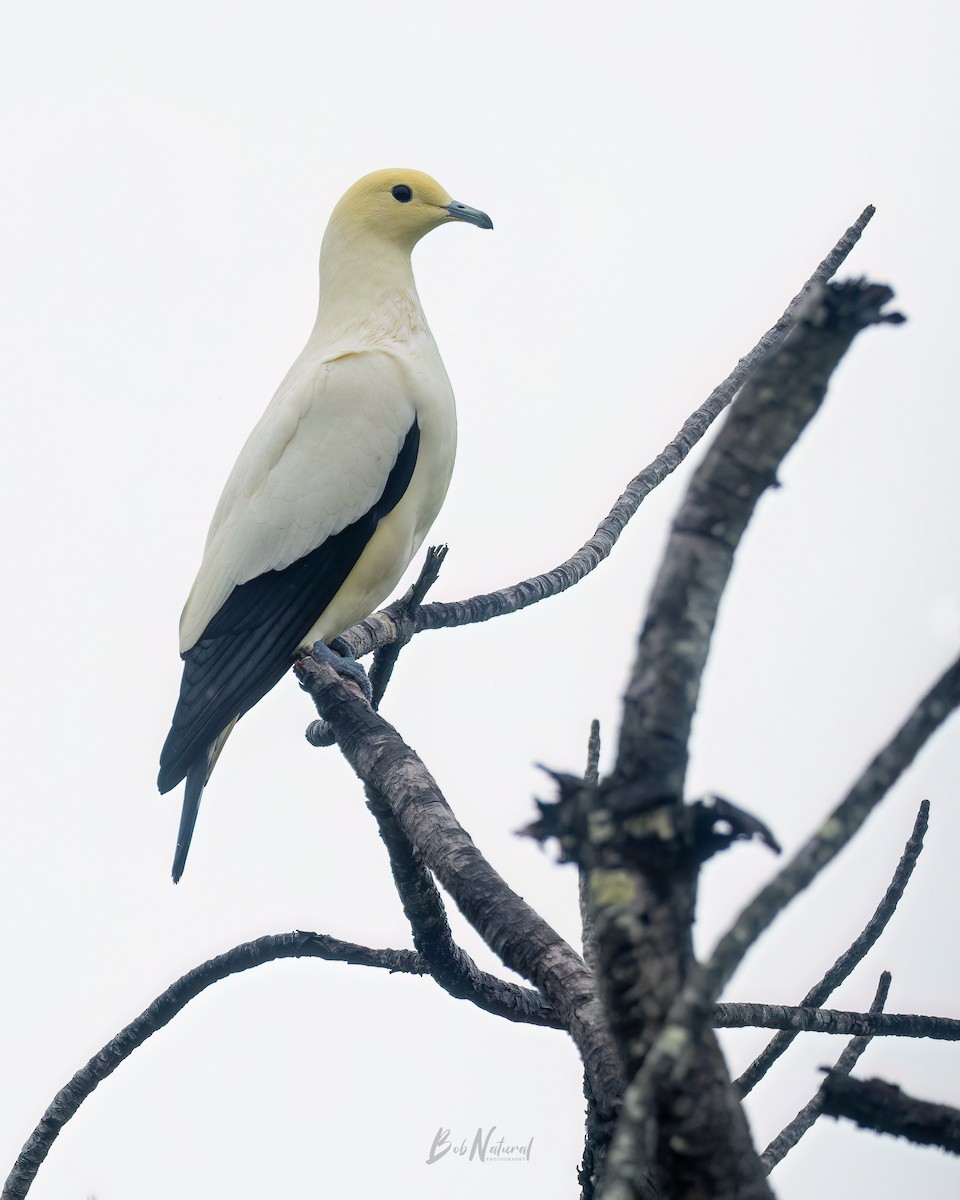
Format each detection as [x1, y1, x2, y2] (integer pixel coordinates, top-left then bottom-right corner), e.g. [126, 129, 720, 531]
[444, 200, 493, 230]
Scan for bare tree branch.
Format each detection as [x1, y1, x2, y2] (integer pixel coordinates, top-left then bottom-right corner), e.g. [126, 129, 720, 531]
[311, 548, 560, 1028]
[760, 972, 891, 1171]
[734, 800, 929, 1097]
[343, 207, 876, 661]
[611, 279, 904, 798]
[304, 545, 561, 1029]
[821, 1073, 960, 1156]
[715, 1003, 960, 1041]
[364, 784, 560, 1027]
[295, 656, 624, 1119]
[2, 933, 425, 1200]
[592, 280, 903, 1200]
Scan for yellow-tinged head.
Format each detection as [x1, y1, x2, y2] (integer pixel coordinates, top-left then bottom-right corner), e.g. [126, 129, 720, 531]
[326, 168, 493, 252]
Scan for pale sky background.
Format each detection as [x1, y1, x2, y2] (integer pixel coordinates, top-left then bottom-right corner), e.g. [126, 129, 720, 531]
[2, 2, 959, 1197]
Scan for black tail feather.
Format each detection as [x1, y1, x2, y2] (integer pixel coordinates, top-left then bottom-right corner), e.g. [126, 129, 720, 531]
[172, 757, 208, 883]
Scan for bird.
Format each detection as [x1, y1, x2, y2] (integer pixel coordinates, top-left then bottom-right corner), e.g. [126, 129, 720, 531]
[158, 169, 492, 882]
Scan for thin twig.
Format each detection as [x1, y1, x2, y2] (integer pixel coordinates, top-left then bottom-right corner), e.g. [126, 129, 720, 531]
[2, 933, 424, 1200]
[579, 718, 602, 975]
[760, 972, 891, 1171]
[701, 655, 960, 1010]
[715, 1002, 960, 1041]
[585, 719, 602, 787]
[578, 720, 607, 1200]
[348, 207, 876, 659]
[368, 545, 448, 706]
[734, 801, 929, 1097]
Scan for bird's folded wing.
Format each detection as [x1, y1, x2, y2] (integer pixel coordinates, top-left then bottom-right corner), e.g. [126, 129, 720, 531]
[157, 351, 418, 792]
[180, 350, 416, 651]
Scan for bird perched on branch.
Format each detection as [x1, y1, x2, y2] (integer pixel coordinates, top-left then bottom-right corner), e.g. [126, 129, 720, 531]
[158, 169, 492, 882]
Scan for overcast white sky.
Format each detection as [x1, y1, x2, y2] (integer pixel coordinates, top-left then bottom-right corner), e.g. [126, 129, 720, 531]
[2, 2, 959, 1197]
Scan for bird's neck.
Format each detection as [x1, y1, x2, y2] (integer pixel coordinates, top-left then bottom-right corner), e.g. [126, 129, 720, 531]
[309, 224, 425, 344]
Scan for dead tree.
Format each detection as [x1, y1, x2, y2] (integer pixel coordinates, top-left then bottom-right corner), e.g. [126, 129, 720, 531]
[5, 207, 959, 1200]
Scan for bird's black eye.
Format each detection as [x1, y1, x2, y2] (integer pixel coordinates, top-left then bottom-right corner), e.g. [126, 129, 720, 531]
[391, 184, 413, 203]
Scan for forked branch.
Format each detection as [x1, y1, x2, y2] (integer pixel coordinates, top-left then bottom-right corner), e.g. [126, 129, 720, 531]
[734, 800, 930, 1097]
[760, 973, 891, 1172]
[296, 656, 624, 1119]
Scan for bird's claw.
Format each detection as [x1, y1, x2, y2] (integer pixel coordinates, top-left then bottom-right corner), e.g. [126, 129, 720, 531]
[305, 719, 337, 747]
[328, 635, 357, 660]
[311, 639, 374, 702]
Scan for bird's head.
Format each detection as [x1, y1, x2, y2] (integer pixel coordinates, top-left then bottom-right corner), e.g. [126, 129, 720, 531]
[327, 169, 493, 252]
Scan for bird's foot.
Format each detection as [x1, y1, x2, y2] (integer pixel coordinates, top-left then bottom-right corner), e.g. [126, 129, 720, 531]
[311, 639, 373, 702]
[328, 635, 357, 660]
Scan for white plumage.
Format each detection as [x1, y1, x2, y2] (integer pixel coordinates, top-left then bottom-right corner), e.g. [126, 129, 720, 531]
[159, 169, 491, 881]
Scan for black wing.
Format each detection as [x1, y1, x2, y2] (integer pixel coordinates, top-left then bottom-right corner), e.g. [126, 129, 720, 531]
[157, 417, 420, 792]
